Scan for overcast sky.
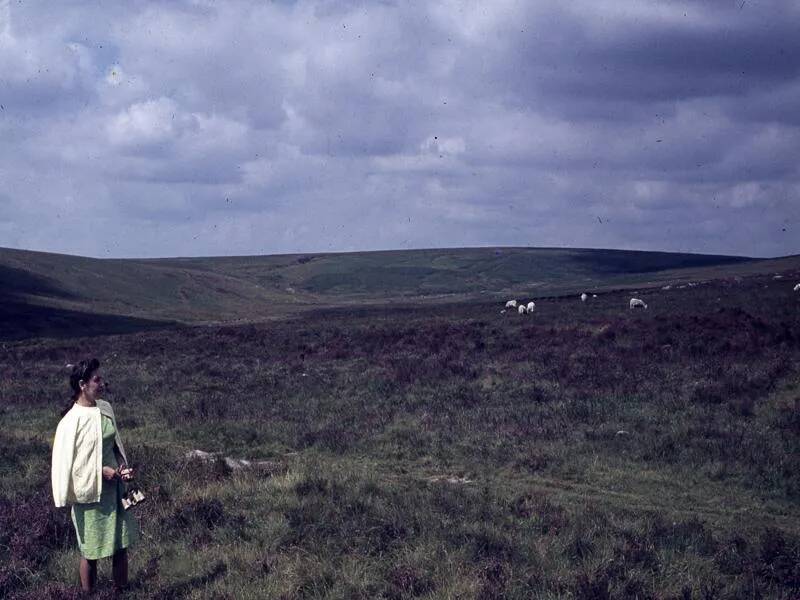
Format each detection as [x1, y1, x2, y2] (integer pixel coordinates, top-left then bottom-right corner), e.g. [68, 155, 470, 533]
[1, 0, 798, 259]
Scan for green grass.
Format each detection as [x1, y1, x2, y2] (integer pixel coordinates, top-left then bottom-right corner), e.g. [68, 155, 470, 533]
[1, 266, 800, 598]
[3, 245, 785, 333]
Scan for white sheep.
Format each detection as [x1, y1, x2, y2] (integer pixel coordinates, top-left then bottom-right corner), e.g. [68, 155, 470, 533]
[505, 300, 518, 308]
[794, 283, 800, 292]
[592, 294, 597, 298]
[518, 304, 527, 315]
[526, 301, 535, 313]
[580, 293, 587, 302]
[629, 298, 648, 310]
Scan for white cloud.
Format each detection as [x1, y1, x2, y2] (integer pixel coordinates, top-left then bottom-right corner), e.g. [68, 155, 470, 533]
[107, 98, 180, 147]
[421, 135, 466, 156]
[0, 0, 797, 259]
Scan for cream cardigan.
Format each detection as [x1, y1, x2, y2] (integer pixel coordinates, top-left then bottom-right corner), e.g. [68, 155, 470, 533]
[51, 399, 129, 508]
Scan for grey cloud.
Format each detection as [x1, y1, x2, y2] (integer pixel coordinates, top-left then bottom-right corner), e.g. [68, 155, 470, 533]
[0, 0, 797, 259]
[0, 37, 97, 113]
[722, 80, 800, 126]
[476, 2, 800, 122]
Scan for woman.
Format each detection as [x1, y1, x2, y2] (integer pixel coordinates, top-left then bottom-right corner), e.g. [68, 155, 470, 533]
[52, 358, 139, 593]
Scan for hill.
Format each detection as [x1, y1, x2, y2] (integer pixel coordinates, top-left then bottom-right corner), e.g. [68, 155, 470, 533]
[2, 268, 799, 598]
[1, 245, 798, 338]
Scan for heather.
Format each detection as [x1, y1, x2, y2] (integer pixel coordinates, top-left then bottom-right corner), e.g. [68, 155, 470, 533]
[1, 272, 799, 598]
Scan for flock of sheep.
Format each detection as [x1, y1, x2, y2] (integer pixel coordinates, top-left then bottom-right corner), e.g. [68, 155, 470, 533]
[500, 292, 620, 315]
[502, 292, 636, 315]
[501, 279, 800, 315]
[502, 299, 536, 314]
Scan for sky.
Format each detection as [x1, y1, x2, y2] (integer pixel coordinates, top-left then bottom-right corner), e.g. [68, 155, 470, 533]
[1, 0, 798, 259]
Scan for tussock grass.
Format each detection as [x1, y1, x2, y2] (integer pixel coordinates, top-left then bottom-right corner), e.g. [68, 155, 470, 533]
[2, 270, 800, 597]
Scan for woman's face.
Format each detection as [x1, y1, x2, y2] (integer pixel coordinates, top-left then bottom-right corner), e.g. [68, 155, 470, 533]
[80, 370, 105, 401]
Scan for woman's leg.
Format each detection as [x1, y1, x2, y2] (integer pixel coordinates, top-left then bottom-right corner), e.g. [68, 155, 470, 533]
[79, 557, 97, 593]
[112, 548, 128, 590]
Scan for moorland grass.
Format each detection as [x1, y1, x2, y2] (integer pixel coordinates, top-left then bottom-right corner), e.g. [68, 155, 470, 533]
[1, 271, 799, 598]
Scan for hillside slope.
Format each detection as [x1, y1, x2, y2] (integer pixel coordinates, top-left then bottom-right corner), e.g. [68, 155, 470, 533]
[2, 245, 796, 332]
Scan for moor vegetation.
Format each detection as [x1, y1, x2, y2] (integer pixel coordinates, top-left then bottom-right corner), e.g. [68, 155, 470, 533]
[1, 270, 799, 598]
[0, 245, 773, 332]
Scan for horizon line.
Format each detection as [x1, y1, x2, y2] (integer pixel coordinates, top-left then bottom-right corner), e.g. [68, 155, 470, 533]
[0, 243, 790, 262]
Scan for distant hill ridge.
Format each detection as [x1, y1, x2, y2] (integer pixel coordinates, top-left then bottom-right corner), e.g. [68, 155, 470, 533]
[0, 245, 795, 331]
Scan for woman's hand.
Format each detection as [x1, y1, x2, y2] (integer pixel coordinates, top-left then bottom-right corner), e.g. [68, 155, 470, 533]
[102, 466, 118, 481]
[118, 465, 135, 481]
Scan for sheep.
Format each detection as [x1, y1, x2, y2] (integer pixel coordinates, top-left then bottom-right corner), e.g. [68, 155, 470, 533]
[592, 294, 597, 298]
[505, 300, 518, 308]
[500, 309, 507, 314]
[629, 298, 648, 310]
[518, 304, 527, 315]
[794, 283, 800, 292]
[662, 285, 672, 290]
[526, 301, 535, 313]
[580, 293, 587, 302]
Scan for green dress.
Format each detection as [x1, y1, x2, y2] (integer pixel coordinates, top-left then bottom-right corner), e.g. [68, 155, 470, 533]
[71, 414, 139, 559]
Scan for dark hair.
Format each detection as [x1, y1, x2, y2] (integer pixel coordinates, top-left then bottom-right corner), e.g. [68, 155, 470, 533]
[61, 358, 101, 416]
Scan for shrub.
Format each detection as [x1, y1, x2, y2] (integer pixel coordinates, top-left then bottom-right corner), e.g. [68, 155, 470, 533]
[477, 559, 509, 600]
[758, 528, 800, 588]
[511, 492, 569, 535]
[574, 568, 611, 600]
[162, 498, 227, 531]
[0, 491, 73, 567]
[385, 563, 435, 599]
[650, 515, 717, 556]
[463, 523, 516, 563]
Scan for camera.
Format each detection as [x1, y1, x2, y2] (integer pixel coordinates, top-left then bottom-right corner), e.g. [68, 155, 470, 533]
[116, 465, 145, 510]
[121, 486, 146, 510]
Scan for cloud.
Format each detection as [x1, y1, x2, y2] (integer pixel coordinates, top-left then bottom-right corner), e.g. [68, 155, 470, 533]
[107, 98, 181, 148]
[0, 29, 96, 113]
[0, 0, 797, 259]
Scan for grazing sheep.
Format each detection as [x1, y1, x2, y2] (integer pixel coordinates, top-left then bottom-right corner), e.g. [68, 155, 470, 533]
[662, 285, 672, 290]
[505, 300, 518, 308]
[794, 283, 800, 292]
[592, 294, 597, 298]
[526, 301, 535, 313]
[500, 309, 507, 314]
[629, 298, 648, 310]
[518, 304, 527, 315]
[580, 293, 588, 302]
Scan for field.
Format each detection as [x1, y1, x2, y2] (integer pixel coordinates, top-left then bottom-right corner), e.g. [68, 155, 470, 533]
[0, 245, 765, 337]
[1, 269, 799, 598]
